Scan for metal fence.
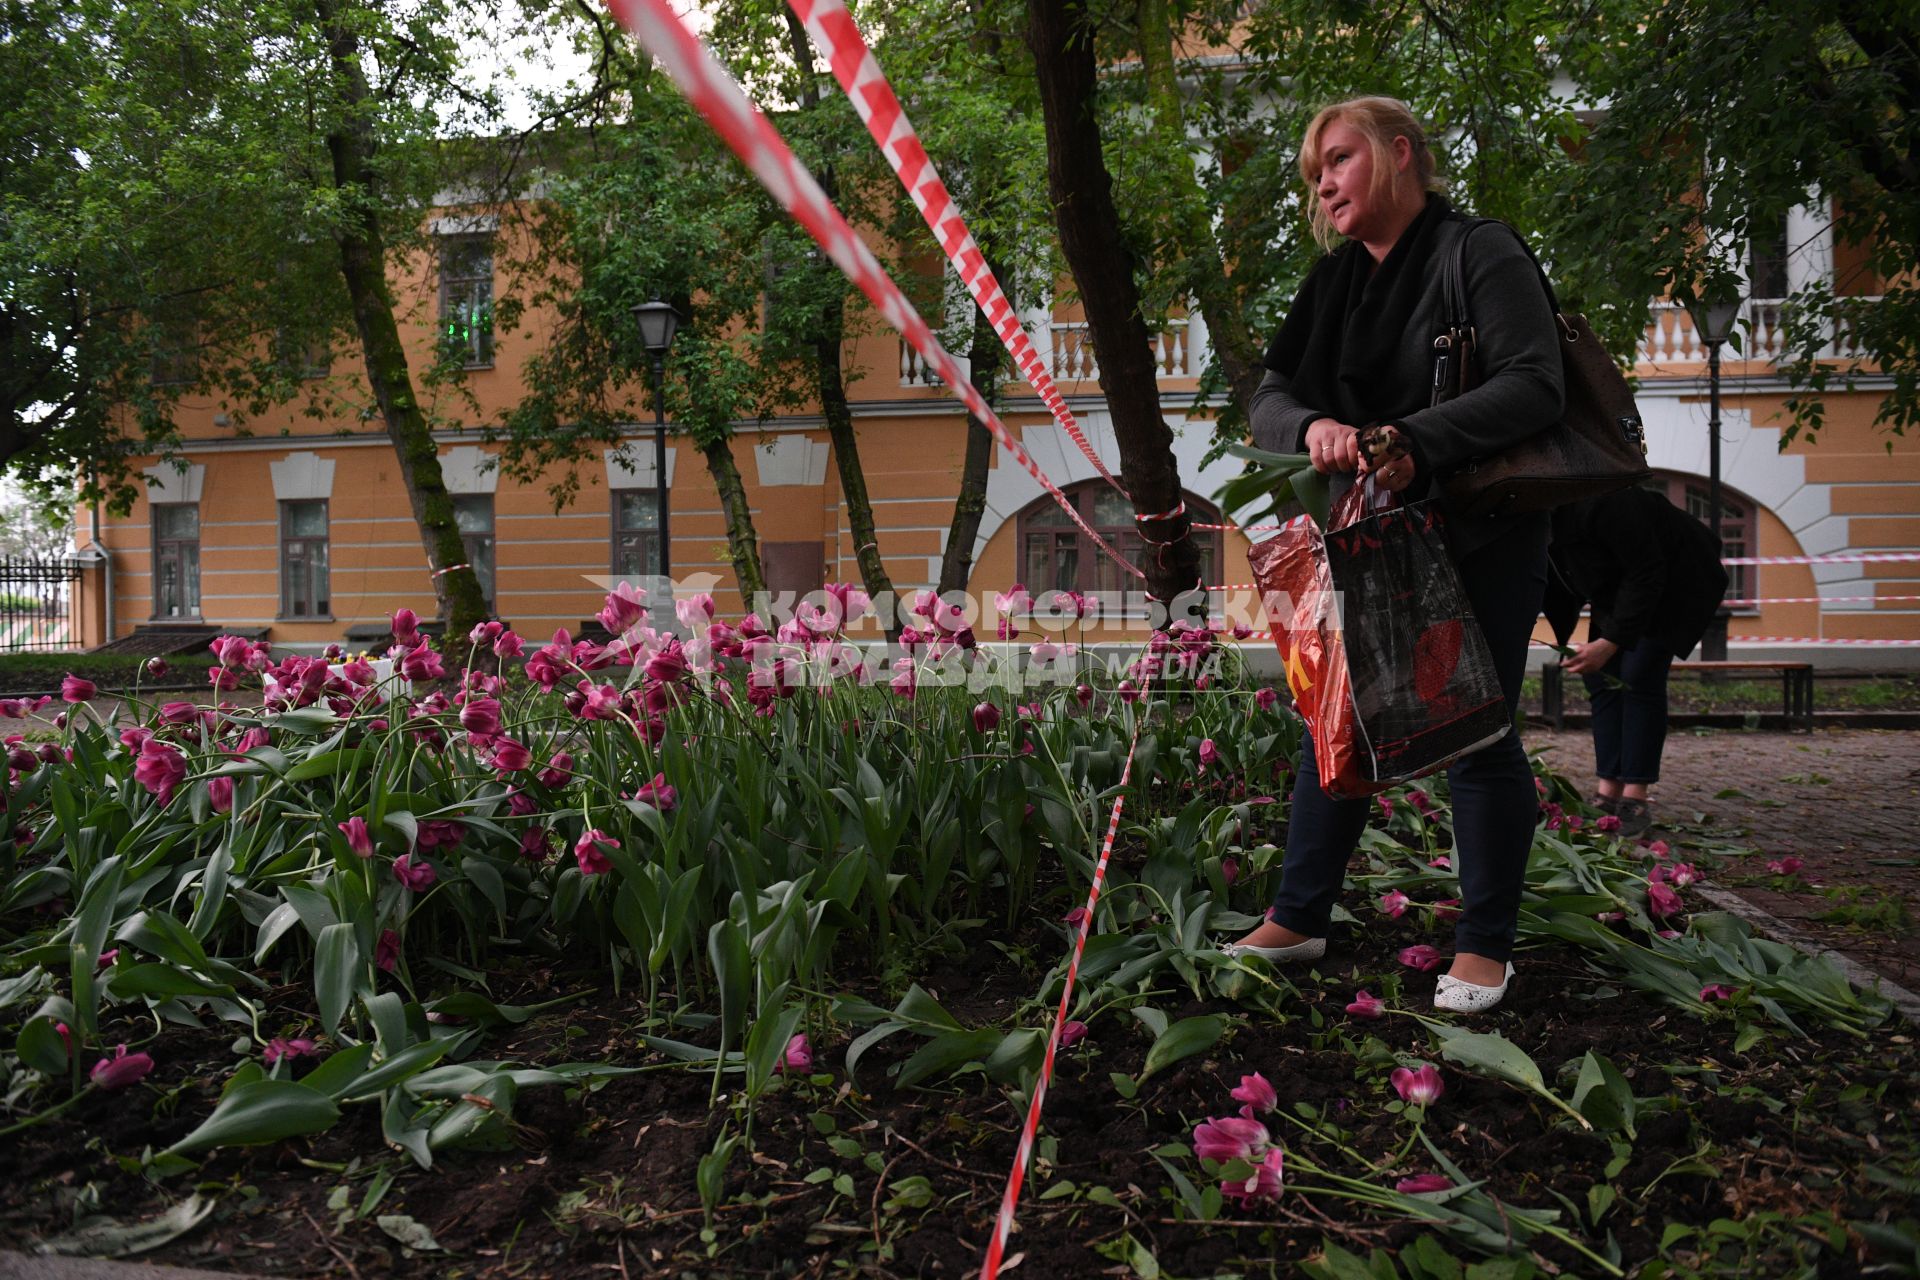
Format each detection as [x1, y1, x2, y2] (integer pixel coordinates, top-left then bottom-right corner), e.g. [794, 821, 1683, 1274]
[0, 557, 82, 652]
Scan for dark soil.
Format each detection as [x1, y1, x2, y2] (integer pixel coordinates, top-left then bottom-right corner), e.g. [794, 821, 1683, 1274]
[3, 897, 1913, 1279]
[1528, 726, 1920, 989]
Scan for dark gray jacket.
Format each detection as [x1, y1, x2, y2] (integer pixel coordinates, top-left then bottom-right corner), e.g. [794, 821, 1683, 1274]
[1250, 219, 1565, 557]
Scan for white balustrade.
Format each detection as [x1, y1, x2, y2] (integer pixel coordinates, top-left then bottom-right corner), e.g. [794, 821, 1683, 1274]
[1047, 318, 1197, 382]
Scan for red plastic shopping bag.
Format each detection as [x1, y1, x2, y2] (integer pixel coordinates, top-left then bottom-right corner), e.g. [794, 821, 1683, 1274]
[1247, 482, 1509, 799]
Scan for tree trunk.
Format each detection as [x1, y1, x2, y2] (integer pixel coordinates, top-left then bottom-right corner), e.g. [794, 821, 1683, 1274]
[1134, 0, 1264, 423]
[700, 434, 765, 604]
[317, 0, 487, 640]
[1027, 0, 1203, 620]
[937, 294, 1002, 595]
[784, 8, 896, 611]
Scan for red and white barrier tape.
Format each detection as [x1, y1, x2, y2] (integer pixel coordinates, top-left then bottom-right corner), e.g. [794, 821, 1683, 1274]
[784, 0, 1135, 504]
[431, 562, 472, 578]
[1723, 551, 1920, 566]
[1725, 595, 1920, 606]
[600, 0, 1143, 581]
[980, 721, 1140, 1280]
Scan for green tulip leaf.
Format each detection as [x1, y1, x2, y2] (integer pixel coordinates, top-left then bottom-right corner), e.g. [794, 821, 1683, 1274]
[1139, 1014, 1225, 1083]
[167, 1079, 340, 1155]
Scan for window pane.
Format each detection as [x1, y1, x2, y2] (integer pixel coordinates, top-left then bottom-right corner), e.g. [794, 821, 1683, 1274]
[1089, 489, 1134, 529]
[284, 501, 327, 537]
[311, 541, 330, 615]
[1052, 537, 1078, 594]
[464, 533, 496, 604]
[155, 504, 199, 539]
[1023, 534, 1051, 591]
[616, 490, 659, 531]
[615, 533, 657, 578]
[1026, 498, 1074, 528]
[453, 495, 494, 534]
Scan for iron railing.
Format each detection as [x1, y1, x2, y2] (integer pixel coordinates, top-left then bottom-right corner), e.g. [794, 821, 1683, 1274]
[0, 556, 82, 653]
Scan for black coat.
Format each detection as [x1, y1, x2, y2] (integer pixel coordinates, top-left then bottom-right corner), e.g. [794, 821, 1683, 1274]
[1543, 488, 1731, 659]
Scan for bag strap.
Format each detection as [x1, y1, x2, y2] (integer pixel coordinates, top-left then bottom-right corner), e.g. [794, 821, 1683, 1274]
[1444, 216, 1566, 330]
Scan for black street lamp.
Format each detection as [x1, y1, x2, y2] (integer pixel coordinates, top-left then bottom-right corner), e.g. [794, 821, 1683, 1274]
[631, 299, 683, 579]
[1687, 294, 1743, 661]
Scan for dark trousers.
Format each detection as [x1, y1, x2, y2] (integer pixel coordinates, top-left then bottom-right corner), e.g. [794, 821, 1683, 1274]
[1268, 524, 1548, 964]
[1585, 638, 1674, 785]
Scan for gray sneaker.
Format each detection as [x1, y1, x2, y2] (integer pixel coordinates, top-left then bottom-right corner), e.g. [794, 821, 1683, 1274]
[1615, 798, 1653, 839]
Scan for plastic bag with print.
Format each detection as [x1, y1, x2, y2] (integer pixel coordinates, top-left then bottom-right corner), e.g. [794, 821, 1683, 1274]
[1246, 478, 1508, 799]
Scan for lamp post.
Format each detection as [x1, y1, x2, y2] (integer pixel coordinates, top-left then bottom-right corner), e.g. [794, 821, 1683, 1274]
[1687, 294, 1744, 661]
[631, 299, 683, 580]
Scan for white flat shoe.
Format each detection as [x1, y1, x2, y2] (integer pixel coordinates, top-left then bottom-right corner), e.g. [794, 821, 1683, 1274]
[1434, 962, 1515, 1013]
[1220, 936, 1327, 963]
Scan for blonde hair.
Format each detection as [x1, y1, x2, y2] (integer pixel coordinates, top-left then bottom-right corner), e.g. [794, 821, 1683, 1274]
[1298, 96, 1443, 248]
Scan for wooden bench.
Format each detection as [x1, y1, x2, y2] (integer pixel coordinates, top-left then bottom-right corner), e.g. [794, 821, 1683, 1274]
[1539, 659, 1814, 730]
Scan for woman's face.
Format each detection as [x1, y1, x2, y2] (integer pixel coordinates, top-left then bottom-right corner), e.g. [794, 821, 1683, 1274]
[1311, 119, 1400, 245]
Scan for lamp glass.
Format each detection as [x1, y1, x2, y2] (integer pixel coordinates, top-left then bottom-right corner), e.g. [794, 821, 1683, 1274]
[1689, 297, 1743, 346]
[631, 299, 682, 355]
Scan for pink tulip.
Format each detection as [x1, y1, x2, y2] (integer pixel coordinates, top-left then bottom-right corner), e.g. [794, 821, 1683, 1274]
[539, 751, 574, 788]
[392, 853, 436, 891]
[778, 1033, 813, 1074]
[391, 608, 421, 646]
[1647, 879, 1684, 918]
[972, 701, 1002, 735]
[1700, 983, 1735, 1002]
[1221, 856, 1240, 886]
[1428, 854, 1451, 870]
[575, 828, 617, 875]
[90, 1045, 154, 1090]
[1059, 1021, 1089, 1049]
[338, 816, 374, 858]
[96, 949, 118, 969]
[459, 696, 502, 738]
[1378, 889, 1410, 919]
[145, 656, 170, 678]
[1407, 790, 1434, 815]
[1230, 1072, 1277, 1114]
[1221, 1147, 1284, 1206]
[632, 772, 677, 812]
[1398, 944, 1443, 973]
[519, 827, 553, 862]
[493, 629, 524, 659]
[1390, 1063, 1444, 1107]
[1117, 680, 1141, 704]
[133, 739, 187, 805]
[1198, 738, 1220, 771]
[399, 643, 445, 682]
[597, 584, 647, 636]
[1669, 862, 1700, 887]
[1767, 856, 1803, 876]
[1595, 813, 1622, 833]
[1062, 906, 1090, 929]
[1074, 683, 1094, 707]
[1193, 1115, 1270, 1164]
[491, 737, 531, 773]
[206, 775, 234, 815]
[264, 1037, 319, 1066]
[1433, 898, 1462, 922]
[1395, 1173, 1454, 1194]
[1345, 990, 1384, 1020]
[1254, 687, 1278, 712]
[61, 673, 97, 703]
[1377, 795, 1394, 821]
[375, 929, 401, 973]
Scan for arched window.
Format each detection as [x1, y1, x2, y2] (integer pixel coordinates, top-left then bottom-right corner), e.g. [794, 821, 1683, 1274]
[1014, 482, 1225, 603]
[1646, 471, 1758, 611]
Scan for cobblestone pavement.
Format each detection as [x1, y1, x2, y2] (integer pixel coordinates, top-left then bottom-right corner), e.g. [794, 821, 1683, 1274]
[1526, 724, 1920, 989]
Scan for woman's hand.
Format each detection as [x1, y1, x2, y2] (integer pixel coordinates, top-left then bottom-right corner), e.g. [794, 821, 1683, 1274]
[1560, 638, 1620, 675]
[1304, 418, 1361, 474]
[1357, 423, 1417, 492]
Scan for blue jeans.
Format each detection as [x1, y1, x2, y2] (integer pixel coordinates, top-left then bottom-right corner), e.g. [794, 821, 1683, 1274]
[1267, 524, 1548, 964]
[1585, 638, 1674, 785]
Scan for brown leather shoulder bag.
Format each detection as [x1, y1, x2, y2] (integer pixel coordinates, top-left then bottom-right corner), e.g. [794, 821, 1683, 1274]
[1434, 219, 1652, 518]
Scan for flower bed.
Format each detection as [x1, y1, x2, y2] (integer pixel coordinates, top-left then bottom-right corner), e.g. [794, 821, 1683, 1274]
[1, 590, 1915, 1276]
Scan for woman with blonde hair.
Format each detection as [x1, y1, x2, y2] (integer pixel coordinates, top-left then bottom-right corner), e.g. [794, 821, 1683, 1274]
[1224, 96, 1564, 1012]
